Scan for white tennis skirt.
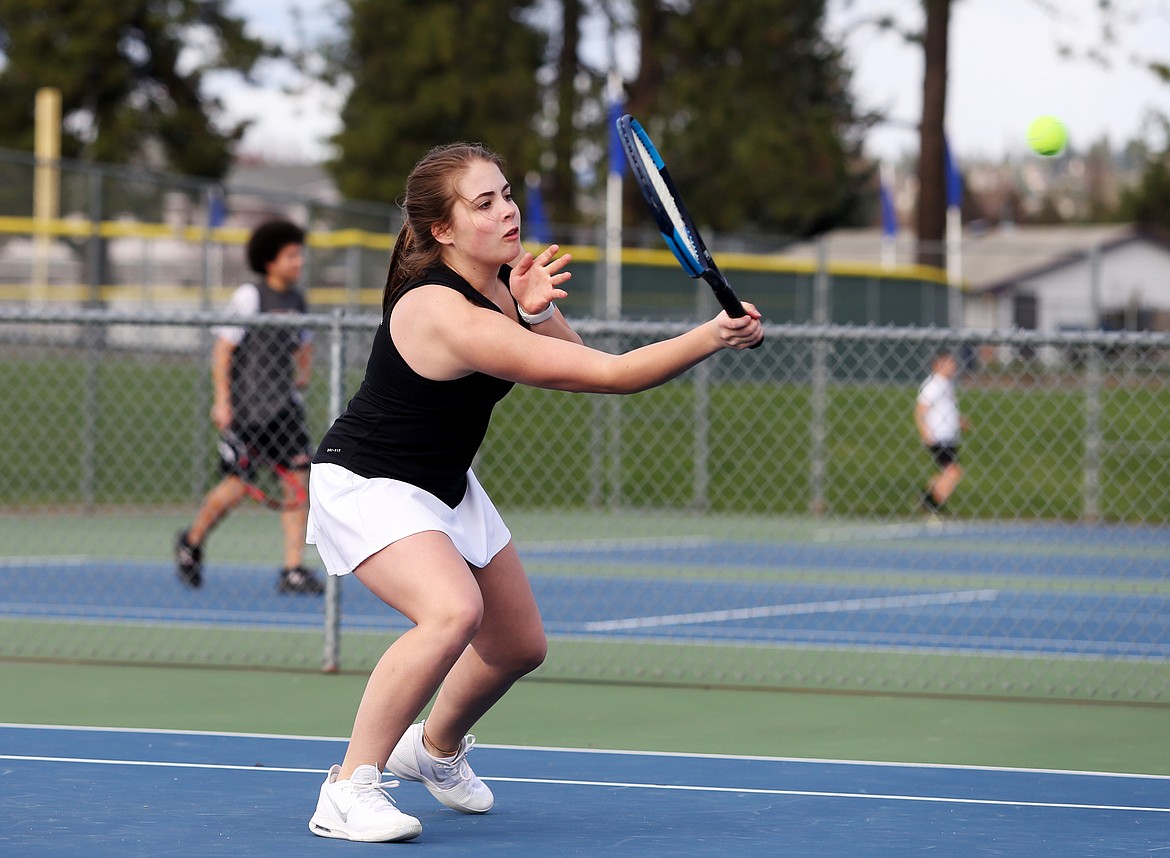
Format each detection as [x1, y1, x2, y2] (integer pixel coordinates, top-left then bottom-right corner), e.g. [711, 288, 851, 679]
[306, 462, 511, 576]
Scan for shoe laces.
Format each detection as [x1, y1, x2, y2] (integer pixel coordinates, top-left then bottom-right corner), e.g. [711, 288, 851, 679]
[349, 774, 403, 812]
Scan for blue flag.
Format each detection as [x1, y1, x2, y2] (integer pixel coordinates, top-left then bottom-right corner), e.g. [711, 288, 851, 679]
[943, 136, 961, 210]
[208, 186, 227, 228]
[524, 173, 552, 244]
[879, 178, 898, 238]
[607, 98, 626, 177]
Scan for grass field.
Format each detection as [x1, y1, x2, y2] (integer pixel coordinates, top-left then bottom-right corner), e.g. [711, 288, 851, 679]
[4, 351, 1169, 521]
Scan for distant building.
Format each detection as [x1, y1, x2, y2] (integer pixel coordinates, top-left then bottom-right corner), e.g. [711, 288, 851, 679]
[782, 224, 1170, 334]
[221, 160, 342, 229]
[967, 225, 1170, 334]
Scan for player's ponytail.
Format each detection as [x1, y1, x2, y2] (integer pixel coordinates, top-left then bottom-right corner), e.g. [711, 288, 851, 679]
[382, 222, 416, 318]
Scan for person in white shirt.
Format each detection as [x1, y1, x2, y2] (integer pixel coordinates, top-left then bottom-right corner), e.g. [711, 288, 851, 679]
[915, 349, 969, 513]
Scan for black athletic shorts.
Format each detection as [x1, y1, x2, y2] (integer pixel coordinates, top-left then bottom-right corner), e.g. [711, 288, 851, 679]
[219, 407, 311, 478]
[928, 444, 960, 469]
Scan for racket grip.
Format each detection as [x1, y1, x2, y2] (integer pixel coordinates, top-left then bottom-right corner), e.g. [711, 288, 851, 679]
[704, 272, 762, 348]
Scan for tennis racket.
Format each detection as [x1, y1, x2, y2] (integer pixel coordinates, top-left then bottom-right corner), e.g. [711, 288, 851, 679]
[218, 428, 308, 511]
[616, 114, 758, 341]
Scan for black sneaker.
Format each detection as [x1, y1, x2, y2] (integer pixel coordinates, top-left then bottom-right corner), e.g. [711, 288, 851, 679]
[175, 530, 203, 589]
[278, 565, 325, 595]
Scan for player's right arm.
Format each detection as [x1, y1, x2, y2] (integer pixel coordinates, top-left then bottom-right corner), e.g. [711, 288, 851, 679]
[914, 400, 933, 446]
[210, 337, 236, 431]
[393, 284, 760, 395]
[209, 284, 257, 430]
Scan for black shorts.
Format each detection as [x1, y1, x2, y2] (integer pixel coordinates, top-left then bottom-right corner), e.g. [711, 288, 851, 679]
[928, 444, 960, 469]
[219, 408, 312, 478]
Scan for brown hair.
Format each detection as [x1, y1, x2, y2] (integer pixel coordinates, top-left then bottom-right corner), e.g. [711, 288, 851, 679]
[382, 142, 506, 317]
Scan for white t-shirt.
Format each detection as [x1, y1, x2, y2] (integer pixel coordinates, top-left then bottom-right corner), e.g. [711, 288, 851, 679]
[918, 372, 960, 445]
[212, 282, 264, 346]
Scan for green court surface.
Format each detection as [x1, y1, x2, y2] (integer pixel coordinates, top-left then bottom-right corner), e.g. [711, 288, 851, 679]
[2, 661, 1168, 776]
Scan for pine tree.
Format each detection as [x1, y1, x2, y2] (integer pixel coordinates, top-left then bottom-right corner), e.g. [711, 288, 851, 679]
[625, 0, 867, 238]
[327, 0, 546, 203]
[0, 0, 267, 177]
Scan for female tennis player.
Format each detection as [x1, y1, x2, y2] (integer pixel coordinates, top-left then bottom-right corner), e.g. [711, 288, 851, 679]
[305, 142, 762, 843]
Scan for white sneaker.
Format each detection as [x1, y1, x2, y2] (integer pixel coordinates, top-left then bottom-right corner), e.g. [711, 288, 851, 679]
[385, 722, 494, 813]
[308, 764, 423, 842]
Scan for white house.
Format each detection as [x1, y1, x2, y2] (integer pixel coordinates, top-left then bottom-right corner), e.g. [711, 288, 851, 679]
[965, 226, 1170, 333]
[782, 224, 1170, 334]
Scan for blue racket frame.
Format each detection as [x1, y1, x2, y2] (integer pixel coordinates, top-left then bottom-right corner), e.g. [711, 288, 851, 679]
[616, 114, 748, 320]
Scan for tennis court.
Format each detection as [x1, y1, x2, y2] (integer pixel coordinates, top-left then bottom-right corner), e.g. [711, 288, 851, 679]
[3, 723, 1167, 856]
[3, 518, 1166, 660]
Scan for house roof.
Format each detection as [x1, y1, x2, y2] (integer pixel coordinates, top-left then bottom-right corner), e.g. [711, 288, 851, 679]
[224, 162, 340, 204]
[779, 224, 1155, 292]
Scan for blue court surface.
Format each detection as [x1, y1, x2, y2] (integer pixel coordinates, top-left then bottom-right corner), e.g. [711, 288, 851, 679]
[2, 520, 1167, 660]
[2, 724, 1168, 856]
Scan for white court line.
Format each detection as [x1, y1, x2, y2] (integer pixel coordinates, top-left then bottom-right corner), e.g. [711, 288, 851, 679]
[0, 754, 319, 774]
[583, 589, 999, 632]
[0, 556, 90, 568]
[0, 722, 346, 741]
[522, 536, 717, 553]
[4, 725, 1165, 781]
[813, 521, 988, 543]
[8, 724, 1169, 782]
[2, 753, 1166, 814]
[485, 776, 1170, 814]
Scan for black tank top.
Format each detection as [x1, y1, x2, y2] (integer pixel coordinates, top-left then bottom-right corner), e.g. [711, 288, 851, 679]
[230, 281, 308, 427]
[313, 264, 515, 507]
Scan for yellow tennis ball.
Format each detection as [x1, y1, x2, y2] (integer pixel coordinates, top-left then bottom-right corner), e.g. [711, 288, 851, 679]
[1027, 115, 1067, 156]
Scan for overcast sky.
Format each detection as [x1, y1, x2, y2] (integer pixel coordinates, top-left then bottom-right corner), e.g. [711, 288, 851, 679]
[214, 0, 1170, 164]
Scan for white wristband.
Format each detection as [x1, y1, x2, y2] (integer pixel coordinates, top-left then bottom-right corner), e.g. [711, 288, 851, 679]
[518, 302, 555, 325]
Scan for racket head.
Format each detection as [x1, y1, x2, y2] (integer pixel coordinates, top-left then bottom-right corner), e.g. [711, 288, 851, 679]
[616, 115, 708, 277]
[218, 429, 307, 511]
[616, 115, 747, 319]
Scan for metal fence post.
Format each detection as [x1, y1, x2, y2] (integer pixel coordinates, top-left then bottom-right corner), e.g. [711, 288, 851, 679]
[606, 396, 623, 511]
[345, 242, 362, 310]
[1083, 345, 1103, 524]
[81, 167, 106, 509]
[810, 239, 830, 516]
[691, 281, 715, 511]
[322, 309, 346, 672]
[1082, 247, 1103, 524]
[589, 396, 604, 509]
[692, 355, 711, 512]
[200, 186, 214, 310]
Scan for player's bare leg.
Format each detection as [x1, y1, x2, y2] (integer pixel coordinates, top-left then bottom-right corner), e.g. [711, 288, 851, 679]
[928, 462, 964, 508]
[423, 541, 546, 750]
[339, 532, 493, 779]
[188, 475, 247, 545]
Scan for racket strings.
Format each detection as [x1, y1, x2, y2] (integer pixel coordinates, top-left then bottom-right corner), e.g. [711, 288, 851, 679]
[629, 137, 702, 269]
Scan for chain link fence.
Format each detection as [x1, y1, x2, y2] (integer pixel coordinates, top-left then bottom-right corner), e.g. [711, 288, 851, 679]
[0, 146, 400, 313]
[1, 307, 1167, 702]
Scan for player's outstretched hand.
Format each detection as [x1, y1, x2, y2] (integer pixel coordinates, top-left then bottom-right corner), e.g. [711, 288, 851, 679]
[714, 302, 763, 350]
[509, 244, 572, 318]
